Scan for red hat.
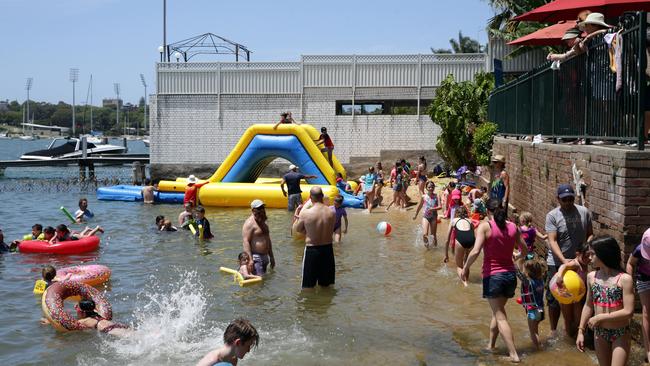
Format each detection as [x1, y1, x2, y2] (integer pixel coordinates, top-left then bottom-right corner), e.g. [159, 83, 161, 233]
[451, 189, 462, 200]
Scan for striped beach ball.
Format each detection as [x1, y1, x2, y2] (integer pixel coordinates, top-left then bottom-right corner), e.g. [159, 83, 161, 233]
[376, 221, 392, 236]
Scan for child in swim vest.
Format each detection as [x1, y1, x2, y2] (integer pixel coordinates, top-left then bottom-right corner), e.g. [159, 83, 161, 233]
[518, 211, 548, 255]
[196, 318, 259, 366]
[238, 252, 262, 280]
[41, 265, 71, 289]
[516, 257, 547, 350]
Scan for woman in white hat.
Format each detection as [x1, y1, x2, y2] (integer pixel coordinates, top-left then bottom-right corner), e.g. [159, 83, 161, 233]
[548, 12, 611, 62]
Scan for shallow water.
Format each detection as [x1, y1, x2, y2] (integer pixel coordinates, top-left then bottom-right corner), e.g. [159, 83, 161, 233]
[0, 139, 641, 365]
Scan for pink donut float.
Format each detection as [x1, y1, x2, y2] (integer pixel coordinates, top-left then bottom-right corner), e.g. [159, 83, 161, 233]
[19, 236, 100, 255]
[41, 281, 112, 332]
[56, 264, 111, 287]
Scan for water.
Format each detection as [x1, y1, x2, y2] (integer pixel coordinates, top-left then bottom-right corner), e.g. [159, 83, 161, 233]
[0, 139, 634, 365]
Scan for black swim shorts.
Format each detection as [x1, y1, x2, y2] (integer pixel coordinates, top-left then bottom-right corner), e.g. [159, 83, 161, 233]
[302, 244, 335, 288]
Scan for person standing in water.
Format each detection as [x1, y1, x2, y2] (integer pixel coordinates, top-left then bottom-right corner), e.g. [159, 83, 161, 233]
[293, 187, 336, 289]
[280, 165, 317, 211]
[242, 199, 275, 275]
[489, 155, 510, 213]
[462, 198, 527, 363]
[197, 318, 259, 366]
[412, 181, 441, 248]
[416, 156, 428, 196]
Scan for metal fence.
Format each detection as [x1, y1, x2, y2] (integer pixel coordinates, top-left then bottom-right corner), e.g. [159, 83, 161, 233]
[488, 12, 648, 149]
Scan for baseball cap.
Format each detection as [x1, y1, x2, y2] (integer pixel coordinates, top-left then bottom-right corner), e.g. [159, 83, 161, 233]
[250, 199, 265, 209]
[451, 189, 462, 200]
[557, 184, 575, 199]
[289, 164, 298, 170]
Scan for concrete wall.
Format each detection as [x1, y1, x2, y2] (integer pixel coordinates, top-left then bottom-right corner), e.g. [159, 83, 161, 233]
[150, 87, 441, 179]
[490, 137, 650, 252]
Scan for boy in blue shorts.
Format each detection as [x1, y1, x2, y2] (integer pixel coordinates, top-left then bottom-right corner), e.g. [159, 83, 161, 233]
[330, 196, 348, 243]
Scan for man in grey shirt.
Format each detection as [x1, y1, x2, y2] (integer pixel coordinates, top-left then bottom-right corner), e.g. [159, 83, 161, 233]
[545, 184, 593, 338]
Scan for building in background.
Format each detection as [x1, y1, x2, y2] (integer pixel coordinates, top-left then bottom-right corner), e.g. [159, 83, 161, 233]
[150, 54, 488, 178]
[102, 98, 123, 109]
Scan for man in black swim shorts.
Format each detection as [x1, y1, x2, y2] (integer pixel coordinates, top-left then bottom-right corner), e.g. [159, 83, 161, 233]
[292, 187, 336, 288]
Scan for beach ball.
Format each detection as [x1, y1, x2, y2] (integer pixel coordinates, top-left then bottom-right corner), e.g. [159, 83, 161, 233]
[376, 221, 392, 236]
[550, 270, 586, 304]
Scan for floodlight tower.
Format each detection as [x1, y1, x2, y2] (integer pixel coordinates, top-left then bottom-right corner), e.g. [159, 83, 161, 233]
[70, 68, 79, 136]
[140, 74, 147, 133]
[25, 78, 33, 135]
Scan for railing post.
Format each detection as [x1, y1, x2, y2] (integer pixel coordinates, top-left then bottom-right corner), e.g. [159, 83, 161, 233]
[584, 51, 591, 145]
[637, 12, 647, 150]
[515, 82, 519, 135]
[552, 67, 557, 143]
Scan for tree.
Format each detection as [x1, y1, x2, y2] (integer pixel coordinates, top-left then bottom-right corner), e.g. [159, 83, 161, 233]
[449, 31, 483, 53]
[427, 72, 497, 168]
[485, 0, 551, 57]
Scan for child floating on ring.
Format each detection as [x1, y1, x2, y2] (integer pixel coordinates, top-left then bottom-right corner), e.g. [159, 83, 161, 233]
[238, 252, 262, 280]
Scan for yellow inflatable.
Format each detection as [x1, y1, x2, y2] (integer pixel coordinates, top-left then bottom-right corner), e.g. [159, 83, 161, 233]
[550, 270, 586, 304]
[219, 267, 262, 287]
[157, 124, 347, 208]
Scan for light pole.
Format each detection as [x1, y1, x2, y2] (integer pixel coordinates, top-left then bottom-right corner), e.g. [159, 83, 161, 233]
[163, 0, 167, 62]
[113, 83, 120, 135]
[70, 68, 79, 136]
[25, 78, 33, 135]
[174, 52, 181, 62]
[158, 45, 164, 62]
[140, 74, 148, 134]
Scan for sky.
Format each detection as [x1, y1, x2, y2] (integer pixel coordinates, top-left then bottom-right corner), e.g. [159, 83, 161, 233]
[0, 0, 495, 105]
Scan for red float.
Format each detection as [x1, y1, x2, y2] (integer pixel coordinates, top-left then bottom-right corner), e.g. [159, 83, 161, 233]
[19, 236, 100, 255]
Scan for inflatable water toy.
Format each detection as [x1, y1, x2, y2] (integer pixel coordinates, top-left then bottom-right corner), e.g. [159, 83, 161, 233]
[97, 185, 183, 203]
[155, 124, 348, 208]
[60, 206, 76, 224]
[56, 264, 111, 287]
[337, 188, 365, 209]
[376, 221, 392, 236]
[19, 236, 100, 255]
[219, 267, 262, 287]
[549, 270, 586, 304]
[42, 281, 112, 332]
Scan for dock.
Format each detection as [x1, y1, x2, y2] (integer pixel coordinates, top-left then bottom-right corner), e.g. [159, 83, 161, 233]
[0, 154, 150, 182]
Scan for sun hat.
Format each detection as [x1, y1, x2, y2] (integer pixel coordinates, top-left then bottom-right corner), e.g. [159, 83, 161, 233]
[557, 184, 575, 199]
[641, 228, 650, 260]
[250, 199, 265, 209]
[289, 164, 298, 170]
[561, 27, 582, 40]
[187, 174, 197, 184]
[451, 189, 462, 200]
[491, 154, 505, 163]
[579, 12, 611, 29]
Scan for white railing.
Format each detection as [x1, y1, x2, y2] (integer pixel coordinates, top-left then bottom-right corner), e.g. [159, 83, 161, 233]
[156, 53, 488, 95]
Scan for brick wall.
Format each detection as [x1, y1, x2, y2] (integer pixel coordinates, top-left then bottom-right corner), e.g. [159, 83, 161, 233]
[150, 87, 440, 178]
[490, 137, 650, 252]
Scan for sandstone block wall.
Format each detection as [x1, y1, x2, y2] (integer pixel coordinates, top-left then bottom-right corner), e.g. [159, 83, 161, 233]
[490, 137, 650, 252]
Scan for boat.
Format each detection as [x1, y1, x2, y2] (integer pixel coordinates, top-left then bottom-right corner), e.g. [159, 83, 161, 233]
[143, 139, 150, 147]
[0, 132, 10, 139]
[19, 135, 35, 141]
[20, 137, 126, 160]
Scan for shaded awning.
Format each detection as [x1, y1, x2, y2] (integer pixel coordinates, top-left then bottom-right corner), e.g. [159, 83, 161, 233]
[514, 0, 650, 23]
[508, 21, 581, 46]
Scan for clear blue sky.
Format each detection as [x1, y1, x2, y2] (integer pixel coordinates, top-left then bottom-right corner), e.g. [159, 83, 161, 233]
[0, 0, 495, 105]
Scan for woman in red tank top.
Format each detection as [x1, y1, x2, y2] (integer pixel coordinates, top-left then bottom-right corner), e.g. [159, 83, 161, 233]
[461, 198, 528, 363]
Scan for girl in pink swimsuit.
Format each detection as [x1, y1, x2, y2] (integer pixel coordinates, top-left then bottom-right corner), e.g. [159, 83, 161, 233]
[577, 236, 634, 366]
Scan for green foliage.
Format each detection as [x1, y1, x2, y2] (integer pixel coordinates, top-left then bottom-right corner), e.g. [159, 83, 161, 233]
[0, 99, 147, 135]
[431, 31, 484, 54]
[472, 122, 498, 166]
[427, 72, 496, 168]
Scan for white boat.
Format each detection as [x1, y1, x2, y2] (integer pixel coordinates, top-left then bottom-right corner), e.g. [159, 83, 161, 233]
[0, 132, 10, 139]
[19, 135, 35, 141]
[80, 134, 103, 144]
[143, 139, 150, 147]
[20, 137, 126, 160]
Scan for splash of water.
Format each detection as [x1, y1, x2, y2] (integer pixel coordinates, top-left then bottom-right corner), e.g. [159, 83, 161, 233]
[77, 270, 218, 365]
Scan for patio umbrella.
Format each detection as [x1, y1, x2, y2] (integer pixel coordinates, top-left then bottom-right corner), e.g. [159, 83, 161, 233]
[514, 0, 650, 23]
[508, 21, 580, 46]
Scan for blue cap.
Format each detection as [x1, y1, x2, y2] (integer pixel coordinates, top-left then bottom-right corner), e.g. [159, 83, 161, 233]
[557, 184, 575, 199]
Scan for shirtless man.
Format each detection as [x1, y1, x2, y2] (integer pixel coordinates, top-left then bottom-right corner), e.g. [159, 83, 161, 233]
[141, 178, 157, 204]
[292, 187, 336, 288]
[242, 199, 275, 275]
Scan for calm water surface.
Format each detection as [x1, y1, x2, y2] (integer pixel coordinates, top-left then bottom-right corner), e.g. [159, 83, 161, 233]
[0, 139, 631, 365]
